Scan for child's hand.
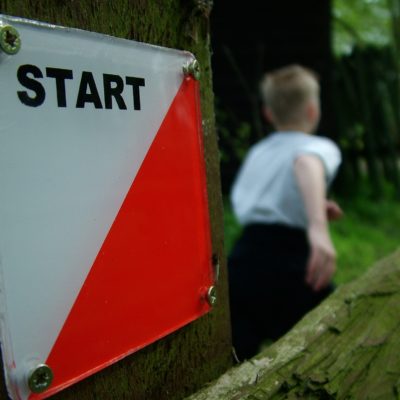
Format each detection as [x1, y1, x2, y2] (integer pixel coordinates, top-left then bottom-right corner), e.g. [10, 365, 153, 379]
[306, 223, 336, 291]
[326, 200, 343, 221]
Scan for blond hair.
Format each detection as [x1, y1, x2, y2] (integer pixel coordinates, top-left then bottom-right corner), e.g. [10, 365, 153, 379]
[260, 65, 320, 126]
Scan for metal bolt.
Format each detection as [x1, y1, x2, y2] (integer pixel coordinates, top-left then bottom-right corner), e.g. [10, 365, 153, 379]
[183, 59, 201, 80]
[28, 364, 53, 394]
[207, 286, 217, 306]
[0, 25, 21, 55]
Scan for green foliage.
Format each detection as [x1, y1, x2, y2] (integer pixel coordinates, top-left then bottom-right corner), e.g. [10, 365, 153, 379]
[333, 0, 391, 56]
[224, 189, 400, 286]
[223, 200, 242, 257]
[331, 194, 400, 284]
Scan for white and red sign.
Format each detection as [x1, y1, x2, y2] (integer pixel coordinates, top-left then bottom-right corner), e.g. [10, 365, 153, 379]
[0, 15, 214, 399]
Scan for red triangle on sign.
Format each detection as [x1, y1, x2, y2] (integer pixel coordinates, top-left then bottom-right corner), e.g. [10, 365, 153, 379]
[38, 77, 213, 398]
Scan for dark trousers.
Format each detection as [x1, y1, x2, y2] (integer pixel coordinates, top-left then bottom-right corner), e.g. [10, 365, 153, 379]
[228, 224, 333, 361]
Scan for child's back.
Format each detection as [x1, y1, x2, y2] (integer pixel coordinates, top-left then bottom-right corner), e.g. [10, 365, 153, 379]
[232, 131, 340, 228]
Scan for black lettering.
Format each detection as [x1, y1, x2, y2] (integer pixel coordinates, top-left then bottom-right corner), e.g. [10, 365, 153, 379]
[46, 67, 73, 107]
[125, 77, 145, 110]
[103, 74, 127, 110]
[76, 71, 103, 109]
[17, 64, 45, 107]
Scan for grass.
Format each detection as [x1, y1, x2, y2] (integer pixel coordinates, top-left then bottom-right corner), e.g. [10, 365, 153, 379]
[330, 195, 400, 284]
[223, 194, 400, 286]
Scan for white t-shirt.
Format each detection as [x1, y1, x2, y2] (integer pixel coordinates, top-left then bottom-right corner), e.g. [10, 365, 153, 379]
[231, 131, 341, 229]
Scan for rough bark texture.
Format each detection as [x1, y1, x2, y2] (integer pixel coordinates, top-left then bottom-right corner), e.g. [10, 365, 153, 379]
[0, 1, 232, 399]
[187, 250, 400, 400]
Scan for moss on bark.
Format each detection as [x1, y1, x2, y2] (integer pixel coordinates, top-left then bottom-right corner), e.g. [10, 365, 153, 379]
[0, 1, 232, 399]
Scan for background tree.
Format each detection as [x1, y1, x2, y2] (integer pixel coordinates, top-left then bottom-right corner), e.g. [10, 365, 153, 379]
[333, 0, 400, 198]
[211, 0, 333, 193]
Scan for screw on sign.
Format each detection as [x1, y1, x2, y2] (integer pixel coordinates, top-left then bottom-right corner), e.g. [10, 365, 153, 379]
[28, 365, 54, 394]
[183, 59, 201, 80]
[0, 25, 21, 54]
[207, 286, 217, 306]
[0, 14, 215, 400]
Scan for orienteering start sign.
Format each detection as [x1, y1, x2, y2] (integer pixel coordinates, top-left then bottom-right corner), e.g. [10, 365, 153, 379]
[0, 15, 214, 399]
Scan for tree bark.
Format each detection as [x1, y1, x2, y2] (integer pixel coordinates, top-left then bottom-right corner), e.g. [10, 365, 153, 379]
[187, 250, 400, 400]
[0, 1, 232, 399]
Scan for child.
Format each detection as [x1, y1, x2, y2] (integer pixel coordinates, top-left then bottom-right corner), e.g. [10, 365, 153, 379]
[229, 65, 342, 361]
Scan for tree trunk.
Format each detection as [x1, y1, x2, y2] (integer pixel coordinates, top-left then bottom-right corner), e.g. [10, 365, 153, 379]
[0, 1, 232, 399]
[187, 250, 400, 400]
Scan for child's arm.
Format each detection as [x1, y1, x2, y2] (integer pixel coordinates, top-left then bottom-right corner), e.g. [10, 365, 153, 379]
[294, 154, 336, 291]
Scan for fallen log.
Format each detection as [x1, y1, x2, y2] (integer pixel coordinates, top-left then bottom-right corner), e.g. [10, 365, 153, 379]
[187, 249, 400, 399]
